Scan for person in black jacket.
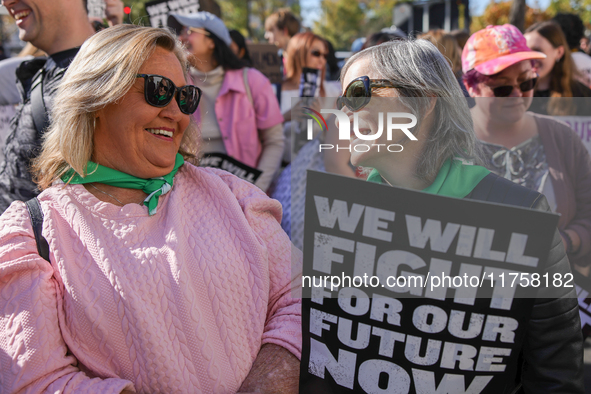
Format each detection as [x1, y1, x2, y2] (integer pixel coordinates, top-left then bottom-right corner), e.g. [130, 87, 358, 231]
[0, 0, 95, 213]
[0, 0, 124, 213]
[336, 38, 583, 393]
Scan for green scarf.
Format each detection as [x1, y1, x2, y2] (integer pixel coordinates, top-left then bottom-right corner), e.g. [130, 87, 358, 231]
[367, 157, 490, 198]
[62, 153, 184, 215]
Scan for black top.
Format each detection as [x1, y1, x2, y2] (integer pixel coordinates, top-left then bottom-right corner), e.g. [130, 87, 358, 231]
[530, 80, 591, 116]
[0, 47, 80, 213]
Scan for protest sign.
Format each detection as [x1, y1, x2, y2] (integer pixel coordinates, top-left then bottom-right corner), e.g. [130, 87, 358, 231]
[200, 152, 261, 184]
[146, 0, 200, 27]
[300, 171, 562, 393]
[247, 44, 282, 84]
[87, 0, 106, 19]
[299, 67, 320, 98]
[145, 0, 220, 28]
[555, 116, 591, 156]
[574, 270, 591, 339]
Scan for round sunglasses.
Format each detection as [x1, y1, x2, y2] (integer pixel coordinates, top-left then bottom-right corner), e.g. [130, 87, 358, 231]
[136, 74, 202, 115]
[487, 77, 538, 97]
[310, 49, 329, 60]
[337, 76, 401, 112]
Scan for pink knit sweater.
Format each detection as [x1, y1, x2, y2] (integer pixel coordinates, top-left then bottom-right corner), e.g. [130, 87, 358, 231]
[0, 165, 301, 393]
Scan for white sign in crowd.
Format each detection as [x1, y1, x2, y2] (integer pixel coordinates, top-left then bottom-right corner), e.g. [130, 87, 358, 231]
[145, 0, 201, 28]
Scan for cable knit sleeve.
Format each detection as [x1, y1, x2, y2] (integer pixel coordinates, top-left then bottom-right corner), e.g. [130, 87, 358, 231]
[215, 169, 302, 360]
[0, 201, 134, 394]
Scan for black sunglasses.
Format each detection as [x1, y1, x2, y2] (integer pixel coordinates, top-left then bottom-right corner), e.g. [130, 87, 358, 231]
[489, 77, 538, 97]
[136, 74, 202, 115]
[337, 76, 401, 111]
[310, 49, 328, 60]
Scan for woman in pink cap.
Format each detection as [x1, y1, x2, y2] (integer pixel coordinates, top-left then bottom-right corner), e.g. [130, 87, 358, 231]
[462, 24, 591, 275]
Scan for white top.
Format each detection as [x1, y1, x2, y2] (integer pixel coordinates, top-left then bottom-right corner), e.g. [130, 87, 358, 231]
[572, 51, 591, 87]
[191, 66, 226, 154]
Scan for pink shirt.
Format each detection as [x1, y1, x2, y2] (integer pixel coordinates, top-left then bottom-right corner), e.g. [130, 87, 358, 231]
[194, 68, 284, 168]
[0, 165, 301, 393]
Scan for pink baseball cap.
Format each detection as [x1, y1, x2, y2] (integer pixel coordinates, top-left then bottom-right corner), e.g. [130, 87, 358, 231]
[461, 24, 546, 75]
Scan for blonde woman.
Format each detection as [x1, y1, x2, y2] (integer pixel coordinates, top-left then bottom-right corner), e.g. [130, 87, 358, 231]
[0, 25, 300, 394]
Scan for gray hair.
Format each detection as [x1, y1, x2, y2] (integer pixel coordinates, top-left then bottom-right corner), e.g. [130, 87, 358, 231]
[340, 39, 482, 181]
[33, 24, 199, 190]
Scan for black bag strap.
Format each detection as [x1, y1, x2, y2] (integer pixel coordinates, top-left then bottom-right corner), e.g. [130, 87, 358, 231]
[25, 197, 50, 262]
[30, 69, 49, 135]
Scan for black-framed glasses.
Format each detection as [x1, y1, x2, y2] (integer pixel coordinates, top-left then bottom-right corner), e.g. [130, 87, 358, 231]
[136, 74, 202, 115]
[310, 49, 328, 59]
[489, 77, 538, 97]
[337, 76, 401, 112]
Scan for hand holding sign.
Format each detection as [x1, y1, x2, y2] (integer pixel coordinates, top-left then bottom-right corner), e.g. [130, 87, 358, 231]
[300, 171, 580, 394]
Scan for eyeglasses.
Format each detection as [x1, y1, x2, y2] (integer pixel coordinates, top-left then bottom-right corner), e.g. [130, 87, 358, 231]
[310, 49, 328, 60]
[337, 76, 401, 111]
[488, 77, 538, 97]
[180, 27, 210, 37]
[136, 74, 201, 115]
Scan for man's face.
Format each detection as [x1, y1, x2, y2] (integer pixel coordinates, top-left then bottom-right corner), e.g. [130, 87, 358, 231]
[264, 25, 290, 50]
[2, 0, 64, 50]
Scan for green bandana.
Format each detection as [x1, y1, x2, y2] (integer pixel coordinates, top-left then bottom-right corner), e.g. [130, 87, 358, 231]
[62, 153, 184, 215]
[367, 157, 490, 198]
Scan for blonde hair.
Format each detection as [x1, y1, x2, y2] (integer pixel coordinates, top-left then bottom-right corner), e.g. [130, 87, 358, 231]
[419, 29, 463, 78]
[32, 24, 199, 190]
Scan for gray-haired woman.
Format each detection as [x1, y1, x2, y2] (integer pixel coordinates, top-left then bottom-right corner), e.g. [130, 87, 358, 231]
[337, 39, 582, 392]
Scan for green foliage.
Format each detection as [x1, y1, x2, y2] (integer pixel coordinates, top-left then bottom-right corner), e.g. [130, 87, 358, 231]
[313, 0, 400, 50]
[221, 0, 300, 42]
[363, 0, 399, 31]
[470, 1, 551, 33]
[547, 0, 591, 27]
[471, 0, 590, 34]
[219, 0, 249, 35]
[314, 0, 365, 51]
[127, 0, 149, 25]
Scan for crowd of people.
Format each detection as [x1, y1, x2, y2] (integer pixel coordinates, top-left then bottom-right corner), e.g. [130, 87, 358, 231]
[0, 0, 590, 392]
